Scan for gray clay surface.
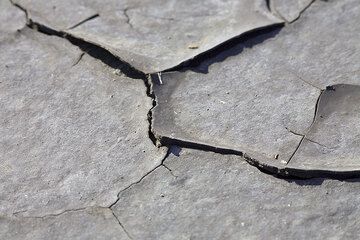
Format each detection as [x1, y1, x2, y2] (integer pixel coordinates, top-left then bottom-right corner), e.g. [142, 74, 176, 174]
[113, 148, 360, 240]
[1, 0, 360, 239]
[0, 28, 166, 217]
[0, 208, 130, 240]
[289, 85, 360, 172]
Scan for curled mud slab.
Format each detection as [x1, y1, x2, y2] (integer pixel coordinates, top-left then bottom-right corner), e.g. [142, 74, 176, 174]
[152, 0, 360, 178]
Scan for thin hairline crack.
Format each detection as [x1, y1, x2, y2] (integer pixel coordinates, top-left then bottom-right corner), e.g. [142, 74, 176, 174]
[66, 13, 100, 30]
[10, 207, 132, 240]
[267, 0, 316, 23]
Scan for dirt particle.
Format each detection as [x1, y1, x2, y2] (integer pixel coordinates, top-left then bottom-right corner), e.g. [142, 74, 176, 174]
[188, 44, 199, 49]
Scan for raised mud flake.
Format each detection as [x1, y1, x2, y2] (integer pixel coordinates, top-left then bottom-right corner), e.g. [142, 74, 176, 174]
[12, 0, 282, 73]
[152, 38, 319, 172]
[152, 0, 360, 177]
[288, 85, 360, 173]
[0, 28, 166, 217]
[0, 208, 130, 240]
[113, 148, 360, 239]
[269, 0, 313, 22]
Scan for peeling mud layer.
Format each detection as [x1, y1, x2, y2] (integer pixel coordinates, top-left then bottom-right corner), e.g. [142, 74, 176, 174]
[1, 0, 360, 238]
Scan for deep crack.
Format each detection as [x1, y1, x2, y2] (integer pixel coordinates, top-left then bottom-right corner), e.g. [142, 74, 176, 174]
[146, 74, 161, 146]
[26, 21, 145, 79]
[165, 24, 284, 74]
[22, 20, 165, 150]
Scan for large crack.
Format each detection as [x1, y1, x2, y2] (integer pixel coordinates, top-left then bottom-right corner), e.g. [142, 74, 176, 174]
[155, 133, 297, 179]
[165, 24, 284, 74]
[29, 22, 145, 80]
[17, 19, 163, 147]
[145, 75, 160, 146]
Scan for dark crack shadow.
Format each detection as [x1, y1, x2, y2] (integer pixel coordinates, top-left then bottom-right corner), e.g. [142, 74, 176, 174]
[24, 22, 160, 149]
[169, 145, 182, 157]
[27, 21, 145, 80]
[166, 24, 283, 74]
[285, 178, 325, 186]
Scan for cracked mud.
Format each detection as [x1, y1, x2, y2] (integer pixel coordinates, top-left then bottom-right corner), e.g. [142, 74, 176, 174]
[12, 0, 283, 73]
[1, 0, 360, 239]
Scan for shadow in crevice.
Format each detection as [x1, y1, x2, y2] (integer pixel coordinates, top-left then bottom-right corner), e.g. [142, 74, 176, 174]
[169, 145, 182, 157]
[259, 169, 360, 186]
[286, 178, 325, 186]
[287, 176, 360, 186]
[27, 22, 145, 80]
[167, 24, 283, 74]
